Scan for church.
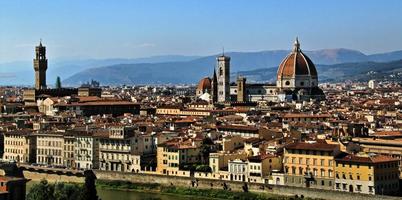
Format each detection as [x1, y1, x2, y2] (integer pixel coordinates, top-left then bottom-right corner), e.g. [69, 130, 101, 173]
[196, 38, 325, 103]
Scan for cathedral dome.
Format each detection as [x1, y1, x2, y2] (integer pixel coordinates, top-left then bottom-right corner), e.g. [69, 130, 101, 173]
[196, 77, 212, 96]
[277, 38, 317, 80]
[197, 77, 211, 91]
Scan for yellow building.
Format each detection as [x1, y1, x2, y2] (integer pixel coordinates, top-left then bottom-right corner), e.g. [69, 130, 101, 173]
[3, 130, 36, 163]
[248, 154, 282, 183]
[335, 153, 400, 195]
[209, 152, 247, 173]
[283, 141, 340, 190]
[156, 138, 202, 176]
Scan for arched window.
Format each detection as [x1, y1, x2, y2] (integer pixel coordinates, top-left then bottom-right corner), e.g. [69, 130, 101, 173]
[219, 67, 223, 76]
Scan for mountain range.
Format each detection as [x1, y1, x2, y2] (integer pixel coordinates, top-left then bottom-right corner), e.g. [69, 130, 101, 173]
[64, 49, 402, 85]
[1, 49, 402, 86]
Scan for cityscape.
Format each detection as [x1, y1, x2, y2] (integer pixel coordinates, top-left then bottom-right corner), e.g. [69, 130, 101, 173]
[0, 1, 401, 200]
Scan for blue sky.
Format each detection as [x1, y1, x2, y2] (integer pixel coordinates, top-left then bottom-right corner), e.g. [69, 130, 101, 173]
[1, 0, 402, 62]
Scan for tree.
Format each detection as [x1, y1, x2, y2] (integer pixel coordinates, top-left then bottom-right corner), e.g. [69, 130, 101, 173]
[80, 170, 99, 200]
[26, 179, 55, 200]
[54, 183, 82, 200]
[55, 76, 62, 89]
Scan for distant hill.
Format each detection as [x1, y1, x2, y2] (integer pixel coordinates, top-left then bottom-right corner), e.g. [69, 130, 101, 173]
[234, 60, 402, 83]
[64, 49, 402, 85]
[0, 55, 200, 86]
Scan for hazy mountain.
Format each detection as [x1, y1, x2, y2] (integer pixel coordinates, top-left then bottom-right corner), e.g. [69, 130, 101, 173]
[368, 50, 402, 62]
[2, 48, 402, 86]
[234, 60, 402, 83]
[64, 49, 402, 85]
[0, 55, 200, 86]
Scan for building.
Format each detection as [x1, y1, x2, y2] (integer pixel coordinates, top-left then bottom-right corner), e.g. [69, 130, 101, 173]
[209, 151, 247, 173]
[217, 54, 231, 102]
[34, 40, 47, 90]
[196, 38, 325, 103]
[53, 96, 140, 117]
[0, 176, 29, 200]
[35, 132, 64, 166]
[368, 80, 376, 89]
[247, 154, 282, 183]
[283, 141, 340, 190]
[98, 126, 144, 172]
[195, 77, 211, 97]
[74, 132, 99, 170]
[335, 153, 400, 195]
[63, 134, 75, 168]
[3, 130, 36, 163]
[23, 42, 78, 105]
[352, 137, 402, 178]
[156, 138, 202, 175]
[276, 38, 324, 101]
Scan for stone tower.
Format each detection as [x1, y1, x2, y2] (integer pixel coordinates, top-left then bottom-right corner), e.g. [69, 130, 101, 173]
[217, 54, 230, 102]
[236, 76, 246, 102]
[211, 68, 218, 103]
[33, 40, 48, 90]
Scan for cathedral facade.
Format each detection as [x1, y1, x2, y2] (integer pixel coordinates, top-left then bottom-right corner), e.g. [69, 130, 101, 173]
[196, 38, 325, 103]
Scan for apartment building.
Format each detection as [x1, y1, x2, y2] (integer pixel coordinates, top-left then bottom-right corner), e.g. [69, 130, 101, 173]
[283, 141, 340, 190]
[3, 130, 36, 163]
[335, 153, 400, 195]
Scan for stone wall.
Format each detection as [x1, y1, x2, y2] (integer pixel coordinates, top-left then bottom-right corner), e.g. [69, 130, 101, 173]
[22, 171, 85, 183]
[94, 170, 401, 200]
[2, 167, 400, 200]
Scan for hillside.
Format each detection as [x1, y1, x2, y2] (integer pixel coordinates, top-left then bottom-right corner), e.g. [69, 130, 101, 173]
[234, 60, 402, 83]
[64, 49, 402, 85]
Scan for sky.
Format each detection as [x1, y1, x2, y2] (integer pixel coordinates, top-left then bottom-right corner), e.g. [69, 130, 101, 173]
[1, 0, 402, 63]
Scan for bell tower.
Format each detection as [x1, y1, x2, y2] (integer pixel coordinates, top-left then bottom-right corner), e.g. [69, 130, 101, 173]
[216, 54, 230, 102]
[34, 40, 47, 90]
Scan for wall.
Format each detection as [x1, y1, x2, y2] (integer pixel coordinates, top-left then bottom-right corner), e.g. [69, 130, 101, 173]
[93, 170, 401, 200]
[22, 171, 84, 183]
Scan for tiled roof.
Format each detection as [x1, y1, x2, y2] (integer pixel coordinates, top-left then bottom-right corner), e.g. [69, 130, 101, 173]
[285, 141, 339, 152]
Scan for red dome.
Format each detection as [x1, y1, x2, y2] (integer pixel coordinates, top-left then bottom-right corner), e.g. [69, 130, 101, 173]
[277, 39, 317, 80]
[197, 77, 212, 91]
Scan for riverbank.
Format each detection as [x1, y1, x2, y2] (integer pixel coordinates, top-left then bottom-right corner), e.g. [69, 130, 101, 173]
[96, 179, 317, 200]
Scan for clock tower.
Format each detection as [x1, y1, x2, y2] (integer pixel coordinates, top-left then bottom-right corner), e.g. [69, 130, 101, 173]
[34, 40, 48, 90]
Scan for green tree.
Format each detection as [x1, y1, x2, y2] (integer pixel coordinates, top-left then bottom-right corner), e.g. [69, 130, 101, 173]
[54, 183, 82, 200]
[26, 179, 55, 200]
[80, 170, 99, 200]
[55, 76, 62, 89]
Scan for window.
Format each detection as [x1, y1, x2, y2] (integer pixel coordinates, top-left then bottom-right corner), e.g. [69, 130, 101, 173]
[285, 81, 290, 85]
[300, 81, 304, 86]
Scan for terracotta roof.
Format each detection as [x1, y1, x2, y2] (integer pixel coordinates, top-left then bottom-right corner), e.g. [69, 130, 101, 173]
[196, 77, 212, 91]
[285, 141, 339, 152]
[283, 113, 331, 118]
[336, 154, 399, 164]
[217, 124, 259, 132]
[277, 51, 317, 79]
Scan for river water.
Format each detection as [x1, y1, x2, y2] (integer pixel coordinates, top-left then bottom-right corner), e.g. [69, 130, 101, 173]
[98, 189, 205, 200]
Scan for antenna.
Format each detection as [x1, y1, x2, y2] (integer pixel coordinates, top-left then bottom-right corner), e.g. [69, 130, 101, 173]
[222, 47, 225, 56]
